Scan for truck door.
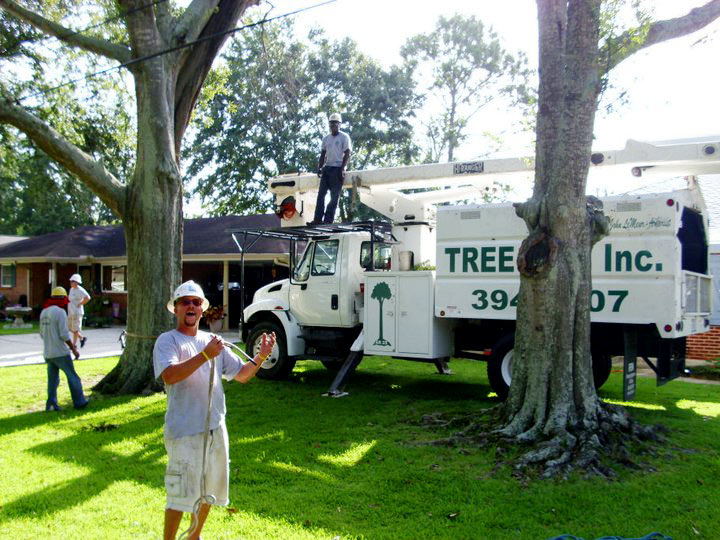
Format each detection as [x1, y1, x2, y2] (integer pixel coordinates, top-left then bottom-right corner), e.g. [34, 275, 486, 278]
[289, 239, 342, 326]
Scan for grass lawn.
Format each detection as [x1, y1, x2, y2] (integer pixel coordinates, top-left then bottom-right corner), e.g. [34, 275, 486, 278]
[1, 355, 719, 540]
[0, 321, 39, 335]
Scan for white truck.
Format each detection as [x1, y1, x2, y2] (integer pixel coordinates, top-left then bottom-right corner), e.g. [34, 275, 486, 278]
[234, 137, 719, 398]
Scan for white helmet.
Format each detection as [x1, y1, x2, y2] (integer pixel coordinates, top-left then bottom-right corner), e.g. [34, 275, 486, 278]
[69, 273, 82, 284]
[329, 113, 342, 123]
[166, 280, 209, 313]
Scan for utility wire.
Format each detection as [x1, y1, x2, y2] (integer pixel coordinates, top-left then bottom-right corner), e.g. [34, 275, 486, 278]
[4, 0, 169, 55]
[15, 0, 336, 103]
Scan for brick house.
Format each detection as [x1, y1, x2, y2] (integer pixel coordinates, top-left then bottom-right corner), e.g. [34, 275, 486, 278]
[0, 214, 287, 330]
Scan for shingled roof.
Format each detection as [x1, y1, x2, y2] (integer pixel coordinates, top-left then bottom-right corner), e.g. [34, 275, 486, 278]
[0, 214, 285, 261]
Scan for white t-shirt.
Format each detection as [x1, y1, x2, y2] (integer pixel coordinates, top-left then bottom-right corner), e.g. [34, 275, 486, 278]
[68, 285, 90, 316]
[153, 329, 244, 439]
[321, 131, 352, 167]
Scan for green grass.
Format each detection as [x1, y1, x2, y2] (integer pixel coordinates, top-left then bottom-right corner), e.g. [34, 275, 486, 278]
[0, 321, 39, 335]
[1, 356, 719, 539]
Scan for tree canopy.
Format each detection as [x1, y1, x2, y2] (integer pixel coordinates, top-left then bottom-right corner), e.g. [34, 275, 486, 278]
[186, 20, 420, 217]
[401, 14, 532, 162]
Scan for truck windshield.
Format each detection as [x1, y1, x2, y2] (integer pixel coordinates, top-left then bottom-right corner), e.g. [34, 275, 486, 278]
[360, 242, 392, 270]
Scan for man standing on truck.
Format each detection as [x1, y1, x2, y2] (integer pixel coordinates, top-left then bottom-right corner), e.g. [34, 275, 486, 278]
[310, 112, 352, 224]
[153, 280, 275, 540]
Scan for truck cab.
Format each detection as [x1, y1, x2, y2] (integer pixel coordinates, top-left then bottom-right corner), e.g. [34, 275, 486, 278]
[239, 223, 392, 379]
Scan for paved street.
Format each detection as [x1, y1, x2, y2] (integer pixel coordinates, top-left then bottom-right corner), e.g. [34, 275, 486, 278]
[0, 327, 126, 367]
[0, 326, 243, 368]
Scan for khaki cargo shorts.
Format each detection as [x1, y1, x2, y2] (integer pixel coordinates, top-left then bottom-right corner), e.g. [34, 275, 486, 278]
[67, 313, 82, 333]
[164, 423, 230, 513]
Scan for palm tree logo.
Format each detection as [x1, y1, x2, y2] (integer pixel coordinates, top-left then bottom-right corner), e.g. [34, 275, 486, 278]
[371, 281, 392, 346]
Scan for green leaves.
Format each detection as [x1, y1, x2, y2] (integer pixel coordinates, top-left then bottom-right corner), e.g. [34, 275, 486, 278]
[401, 14, 532, 162]
[185, 21, 420, 217]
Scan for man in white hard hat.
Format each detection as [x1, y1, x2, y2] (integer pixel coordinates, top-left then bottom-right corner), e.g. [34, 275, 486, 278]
[68, 273, 91, 348]
[153, 280, 276, 540]
[39, 286, 88, 411]
[310, 112, 352, 224]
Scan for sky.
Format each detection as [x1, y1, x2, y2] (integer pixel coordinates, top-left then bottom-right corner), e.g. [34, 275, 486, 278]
[185, 0, 720, 212]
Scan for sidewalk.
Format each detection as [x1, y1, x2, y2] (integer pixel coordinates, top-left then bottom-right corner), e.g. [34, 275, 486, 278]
[0, 327, 242, 368]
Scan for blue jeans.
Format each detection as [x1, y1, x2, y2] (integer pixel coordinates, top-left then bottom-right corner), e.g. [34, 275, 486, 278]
[313, 166, 343, 223]
[45, 354, 87, 409]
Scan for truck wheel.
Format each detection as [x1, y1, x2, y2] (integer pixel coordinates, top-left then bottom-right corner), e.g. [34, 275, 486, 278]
[247, 322, 295, 380]
[487, 336, 613, 400]
[487, 335, 514, 400]
[592, 352, 612, 390]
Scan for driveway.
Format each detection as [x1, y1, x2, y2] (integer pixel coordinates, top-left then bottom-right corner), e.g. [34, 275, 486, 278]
[0, 327, 126, 368]
[0, 327, 241, 368]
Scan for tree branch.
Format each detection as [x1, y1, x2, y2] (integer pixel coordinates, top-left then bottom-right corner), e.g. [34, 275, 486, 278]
[173, 0, 259, 155]
[173, 0, 221, 43]
[0, 97, 126, 218]
[0, 0, 131, 63]
[605, 0, 720, 70]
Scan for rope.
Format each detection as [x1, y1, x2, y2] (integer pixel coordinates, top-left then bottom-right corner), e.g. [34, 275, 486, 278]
[124, 332, 158, 340]
[178, 356, 217, 540]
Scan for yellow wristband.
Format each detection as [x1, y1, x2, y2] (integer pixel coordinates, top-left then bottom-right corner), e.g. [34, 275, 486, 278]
[201, 350, 211, 362]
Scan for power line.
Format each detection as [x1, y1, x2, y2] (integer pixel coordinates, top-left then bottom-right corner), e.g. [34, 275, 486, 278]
[4, 0, 169, 55]
[16, 0, 336, 104]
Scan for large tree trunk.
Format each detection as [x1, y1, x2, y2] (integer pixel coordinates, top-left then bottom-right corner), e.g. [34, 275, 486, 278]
[95, 69, 183, 393]
[92, 0, 258, 394]
[496, 0, 610, 475]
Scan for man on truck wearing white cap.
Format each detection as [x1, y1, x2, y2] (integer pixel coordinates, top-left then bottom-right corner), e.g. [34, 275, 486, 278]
[310, 112, 352, 224]
[68, 273, 91, 348]
[153, 280, 276, 540]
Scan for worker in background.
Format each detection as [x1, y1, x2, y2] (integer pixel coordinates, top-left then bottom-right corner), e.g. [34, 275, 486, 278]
[68, 273, 91, 348]
[39, 286, 89, 411]
[153, 280, 276, 540]
[310, 112, 352, 224]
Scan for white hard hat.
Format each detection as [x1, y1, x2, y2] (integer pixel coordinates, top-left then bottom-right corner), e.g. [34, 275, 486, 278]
[329, 113, 342, 123]
[166, 280, 209, 313]
[69, 273, 82, 284]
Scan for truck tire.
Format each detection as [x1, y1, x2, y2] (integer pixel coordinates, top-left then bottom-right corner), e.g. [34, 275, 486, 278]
[247, 322, 295, 380]
[592, 352, 612, 390]
[487, 335, 614, 399]
[487, 335, 514, 400]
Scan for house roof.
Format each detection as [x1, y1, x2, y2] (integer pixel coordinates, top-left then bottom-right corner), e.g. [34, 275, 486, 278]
[0, 235, 29, 247]
[0, 214, 286, 261]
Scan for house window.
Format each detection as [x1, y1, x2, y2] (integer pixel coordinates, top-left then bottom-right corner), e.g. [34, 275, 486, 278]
[1, 264, 16, 288]
[102, 265, 127, 292]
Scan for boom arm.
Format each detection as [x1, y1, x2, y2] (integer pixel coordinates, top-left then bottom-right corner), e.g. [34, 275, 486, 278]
[270, 137, 720, 227]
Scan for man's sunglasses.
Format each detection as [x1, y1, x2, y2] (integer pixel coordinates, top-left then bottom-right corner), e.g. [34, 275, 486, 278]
[178, 298, 203, 307]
